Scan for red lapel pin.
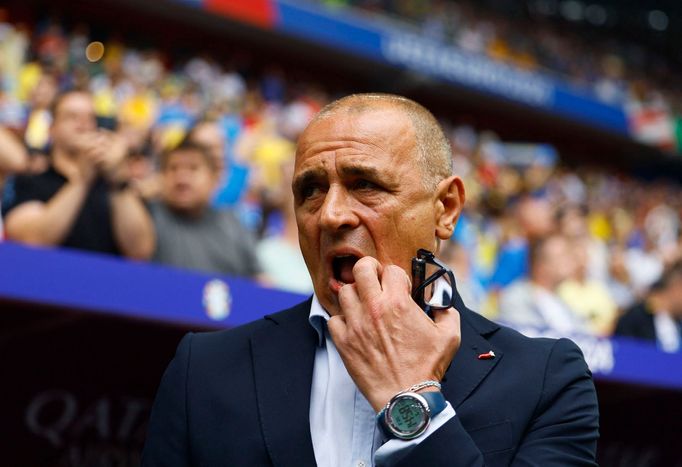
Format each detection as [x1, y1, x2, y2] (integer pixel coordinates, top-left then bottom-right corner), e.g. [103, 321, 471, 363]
[477, 350, 495, 360]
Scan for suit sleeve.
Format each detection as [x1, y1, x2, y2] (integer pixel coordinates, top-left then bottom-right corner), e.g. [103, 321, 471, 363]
[393, 338, 599, 467]
[142, 333, 194, 467]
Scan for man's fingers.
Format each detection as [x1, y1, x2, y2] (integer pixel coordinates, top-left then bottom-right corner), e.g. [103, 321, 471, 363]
[338, 282, 361, 308]
[327, 315, 347, 344]
[381, 264, 412, 297]
[338, 283, 363, 324]
[352, 256, 383, 303]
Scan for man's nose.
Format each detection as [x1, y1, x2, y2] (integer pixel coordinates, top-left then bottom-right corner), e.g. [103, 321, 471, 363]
[319, 185, 359, 231]
[177, 170, 196, 183]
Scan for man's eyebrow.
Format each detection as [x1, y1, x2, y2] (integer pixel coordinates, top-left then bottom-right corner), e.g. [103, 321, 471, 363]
[338, 165, 382, 180]
[292, 169, 326, 192]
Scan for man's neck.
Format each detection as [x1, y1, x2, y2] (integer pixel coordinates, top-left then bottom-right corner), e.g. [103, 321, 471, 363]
[166, 203, 210, 220]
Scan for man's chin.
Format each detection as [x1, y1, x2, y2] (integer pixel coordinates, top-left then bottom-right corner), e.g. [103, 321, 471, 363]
[168, 202, 202, 215]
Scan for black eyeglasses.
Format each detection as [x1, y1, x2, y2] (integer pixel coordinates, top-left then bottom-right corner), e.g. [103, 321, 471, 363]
[411, 249, 458, 314]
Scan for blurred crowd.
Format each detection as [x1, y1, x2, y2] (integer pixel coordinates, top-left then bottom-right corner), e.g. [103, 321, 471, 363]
[0, 15, 680, 350]
[321, 0, 682, 152]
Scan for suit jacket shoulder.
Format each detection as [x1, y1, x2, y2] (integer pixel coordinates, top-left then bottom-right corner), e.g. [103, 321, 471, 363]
[189, 298, 311, 353]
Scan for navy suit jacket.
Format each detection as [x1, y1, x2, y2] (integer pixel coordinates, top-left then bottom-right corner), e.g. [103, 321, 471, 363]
[142, 297, 599, 466]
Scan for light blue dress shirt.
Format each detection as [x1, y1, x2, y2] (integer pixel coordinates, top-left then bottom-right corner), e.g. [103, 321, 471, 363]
[308, 295, 456, 467]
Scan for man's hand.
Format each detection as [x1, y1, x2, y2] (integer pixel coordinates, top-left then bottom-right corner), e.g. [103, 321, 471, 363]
[327, 256, 461, 412]
[93, 130, 130, 184]
[63, 132, 101, 184]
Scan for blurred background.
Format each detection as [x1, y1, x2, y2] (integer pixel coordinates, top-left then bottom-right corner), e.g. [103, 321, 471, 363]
[0, 0, 681, 466]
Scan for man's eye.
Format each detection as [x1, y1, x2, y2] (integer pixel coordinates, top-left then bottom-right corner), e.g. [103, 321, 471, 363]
[354, 179, 378, 191]
[301, 184, 322, 199]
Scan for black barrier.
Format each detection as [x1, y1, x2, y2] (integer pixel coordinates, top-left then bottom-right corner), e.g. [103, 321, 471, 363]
[1, 302, 190, 467]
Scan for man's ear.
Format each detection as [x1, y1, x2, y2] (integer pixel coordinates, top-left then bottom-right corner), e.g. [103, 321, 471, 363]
[435, 175, 466, 241]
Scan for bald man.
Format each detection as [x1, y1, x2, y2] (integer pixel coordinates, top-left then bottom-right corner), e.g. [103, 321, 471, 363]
[143, 94, 598, 466]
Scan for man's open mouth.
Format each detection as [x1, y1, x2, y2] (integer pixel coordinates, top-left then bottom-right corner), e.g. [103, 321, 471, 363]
[331, 254, 360, 284]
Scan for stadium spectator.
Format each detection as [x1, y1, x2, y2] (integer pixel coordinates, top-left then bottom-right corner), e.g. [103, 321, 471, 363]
[23, 71, 57, 152]
[0, 125, 28, 176]
[557, 203, 609, 283]
[487, 195, 554, 289]
[498, 234, 589, 336]
[623, 233, 665, 298]
[185, 118, 250, 209]
[558, 236, 618, 336]
[256, 160, 312, 294]
[3, 89, 155, 258]
[0, 125, 28, 238]
[606, 245, 637, 310]
[614, 261, 682, 353]
[150, 141, 262, 278]
[335, 0, 682, 149]
[185, 119, 226, 174]
[440, 239, 486, 311]
[120, 123, 160, 202]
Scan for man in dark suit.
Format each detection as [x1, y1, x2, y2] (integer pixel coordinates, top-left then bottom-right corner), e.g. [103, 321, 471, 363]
[143, 94, 599, 466]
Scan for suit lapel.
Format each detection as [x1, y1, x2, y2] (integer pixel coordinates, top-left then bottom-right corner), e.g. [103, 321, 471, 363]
[250, 301, 318, 467]
[443, 307, 503, 408]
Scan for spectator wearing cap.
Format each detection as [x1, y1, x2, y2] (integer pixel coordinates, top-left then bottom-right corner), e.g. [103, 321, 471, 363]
[3, 90, 155, 258]
[150, 141, 262, 278]
[615, 261, 682, 353]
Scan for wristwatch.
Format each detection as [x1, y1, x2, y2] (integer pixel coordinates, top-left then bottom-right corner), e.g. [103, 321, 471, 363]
[377, 391, 447, 440]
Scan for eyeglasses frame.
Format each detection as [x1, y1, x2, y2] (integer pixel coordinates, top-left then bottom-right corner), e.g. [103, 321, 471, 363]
[411, 248, 458, 313]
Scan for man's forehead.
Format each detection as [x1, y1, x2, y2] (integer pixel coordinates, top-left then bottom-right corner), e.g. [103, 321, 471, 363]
[296, 105, 415, 163]
[56, 94, 95, 115]
[305, 103, 411, 136]
[194, 123, 222, 139]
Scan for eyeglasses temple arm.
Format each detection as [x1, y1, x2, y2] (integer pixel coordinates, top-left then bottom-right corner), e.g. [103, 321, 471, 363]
[411, 256, 427, 309]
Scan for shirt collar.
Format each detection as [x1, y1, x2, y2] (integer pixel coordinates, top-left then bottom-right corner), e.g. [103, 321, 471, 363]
[308, 294, 330, 346]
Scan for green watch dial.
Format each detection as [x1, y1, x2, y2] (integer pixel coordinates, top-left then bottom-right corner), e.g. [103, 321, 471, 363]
[387, 395, 429, 437]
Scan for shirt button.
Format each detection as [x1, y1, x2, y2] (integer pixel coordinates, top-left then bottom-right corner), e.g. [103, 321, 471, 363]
[356, 461, 366, 467]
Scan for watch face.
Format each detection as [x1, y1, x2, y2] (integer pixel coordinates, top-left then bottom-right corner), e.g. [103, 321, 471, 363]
[386, 394, 429, 439]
